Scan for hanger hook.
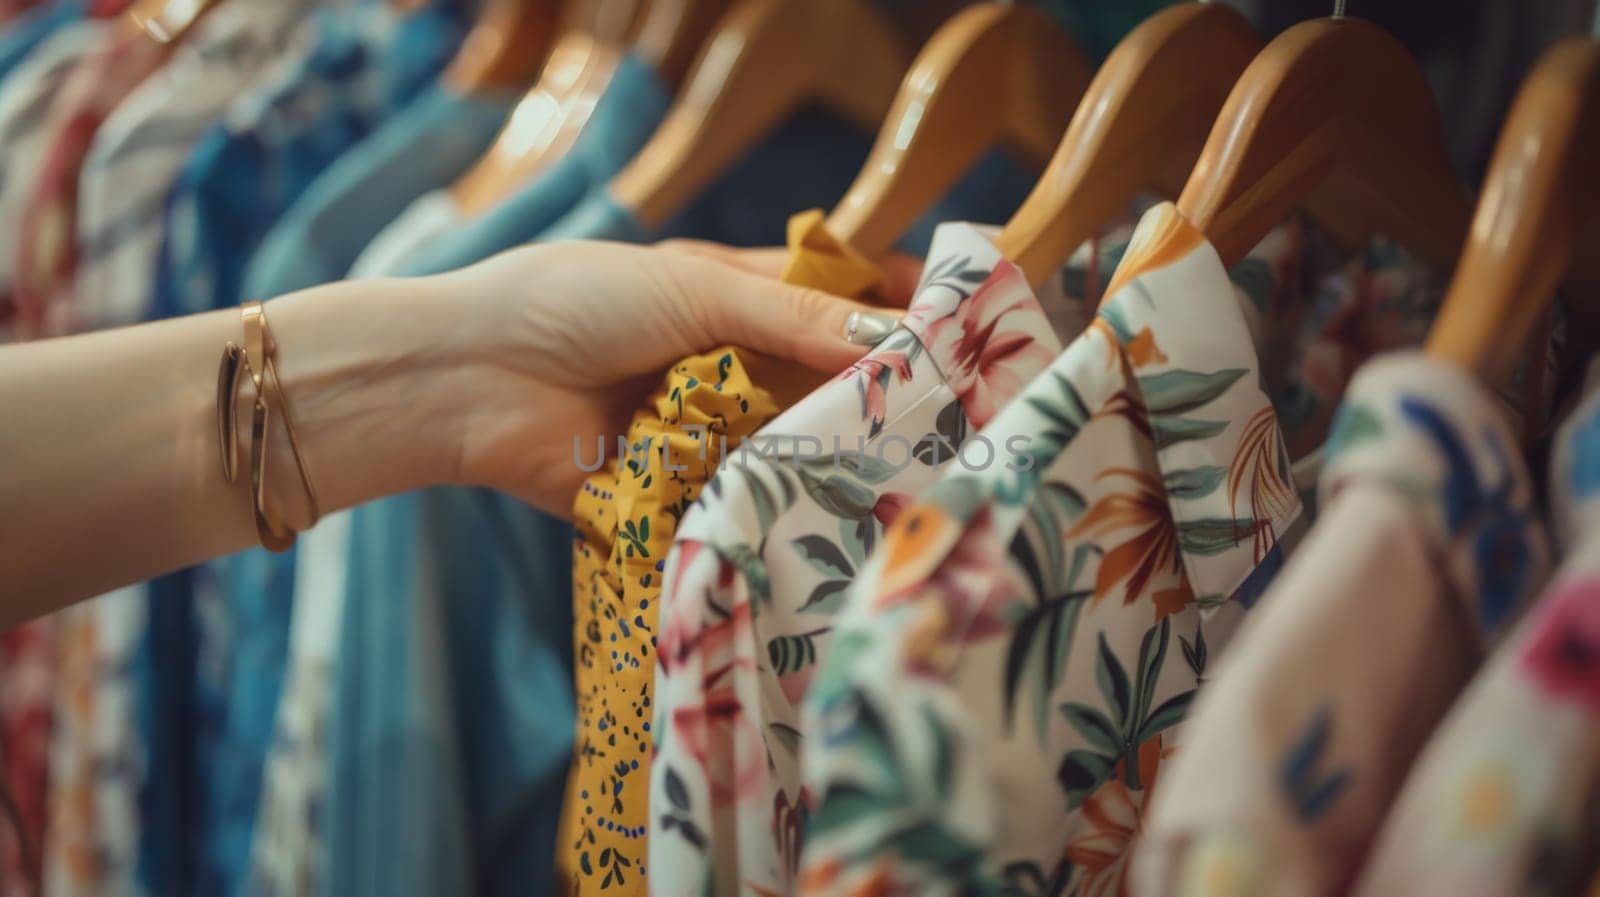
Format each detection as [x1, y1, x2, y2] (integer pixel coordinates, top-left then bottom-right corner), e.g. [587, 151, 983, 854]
[1332, 0, 1347, 18]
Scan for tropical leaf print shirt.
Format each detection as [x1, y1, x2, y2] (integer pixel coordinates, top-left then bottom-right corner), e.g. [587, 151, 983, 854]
[795, 202, 1309, 897]
[563, 211, 885, 896]
[649, 219, 1131, 897]
[1133, 353, 1553, 897]
[1349, 363, 1600, 897]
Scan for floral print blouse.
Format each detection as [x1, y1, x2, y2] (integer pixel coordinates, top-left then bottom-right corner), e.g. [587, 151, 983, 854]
[1349, 366, 1600, 897]
[794, 203, 1307, 897]
[1132, 353, 1553, 897]
[11, 25, 167, 338]
[649, 219, 1128, 897]
[563, 211, 885, 895]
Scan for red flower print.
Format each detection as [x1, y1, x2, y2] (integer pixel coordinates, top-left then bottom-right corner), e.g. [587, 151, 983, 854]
[872, 492, 911, 527]
[657, 544, 755, 676]
[845, 350, 914, 437]
[1520, 576, 1600, 711]
[672, 677, 768, 807]
[919, 261, 1054, 429]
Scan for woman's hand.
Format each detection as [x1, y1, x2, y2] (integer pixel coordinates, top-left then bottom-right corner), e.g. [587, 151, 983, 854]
[437, 240, 917, 515]
[0, 238, 914, 608]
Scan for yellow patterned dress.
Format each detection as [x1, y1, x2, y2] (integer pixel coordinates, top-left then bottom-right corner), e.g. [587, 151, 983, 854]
[562, 211, 884, 893]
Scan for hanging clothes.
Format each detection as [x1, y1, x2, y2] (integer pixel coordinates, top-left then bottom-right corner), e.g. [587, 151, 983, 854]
[47, 4, 321, 896]
[645, 213, 1131, 897]
[244, 87, 515, 897]
[10, 24, 168, 339]
[323, 96, 1039, 897]
[1347, 365, 1600, 897]
[555, 143, 1043, 895]
[0, 614, 52, 897]
[564, 210, 889, 896]
[0, 0, 123, 101]
[1132, 352, 1554, 897]
[139, 5, 467, 895]
[0, 18, 109, 335]
[791, 202, 1317, 897]
[241, 81, 519, 299]
[355, 50, 673, 278]
[320, 109, 882, 897]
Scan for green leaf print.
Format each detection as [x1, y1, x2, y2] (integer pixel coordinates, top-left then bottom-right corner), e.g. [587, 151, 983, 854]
[803, 452, 900, 486]
[620, 517, 651, 558]
[1003, 534, 1096, 739]
[1057, 703, 1119, 755]
[1175, 517, 1264, 556]
[1326, 400, 1385, 458]
[719, 543, 771, 604]
[1093, 633, 1131, 723]
[792, 535, 855, 580]
[800, 579, 851, 613]
[1137, 368, 1247, 416]
[1097, 300, 1135, 344]
[1057, 620, 1190, 804]
[809, 781, 881, 838]
[659, 767, 708, 851]
[839, 515, 877, 569]
[1179, 624, 1209, 679]
[1162, 465, 1228, 501]
[1003, 588, 1090, 740]
[1151, 416, 1229, 450]
[768, 722, 803, 757]
[767, 628, 826, 675]
[1057, 750, 1118, 808]
[798, 466, 877, 519]
[1025, 371, 1094, 451]
[1137, 690, 1195, 743]
[1133, 619, 1168, 727]
[740, 462, 797, 534]
[1226, 257, 1276, 315]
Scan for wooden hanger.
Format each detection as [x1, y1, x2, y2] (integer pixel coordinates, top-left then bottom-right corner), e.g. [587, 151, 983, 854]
[995, 3, 1260, 287]
[127, 0, 224, 44]
[630, 0, 731, 91]
[822, 3, 1089, 262]
[1426, 38, 1600, 387]
[451, 0, 647, 216]
[445, 0, 566, 94]
[608, 0, 907, 233]
[1176, 16, 1472, 272]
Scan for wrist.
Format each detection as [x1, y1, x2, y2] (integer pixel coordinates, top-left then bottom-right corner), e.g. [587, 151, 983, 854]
[262, 276, 483, 525]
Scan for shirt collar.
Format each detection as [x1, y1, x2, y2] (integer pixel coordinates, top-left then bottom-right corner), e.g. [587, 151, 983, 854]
[1322, 352, 1551, 642]
[1091, 202, 1305, 607]
[895, 220, 1136, 432]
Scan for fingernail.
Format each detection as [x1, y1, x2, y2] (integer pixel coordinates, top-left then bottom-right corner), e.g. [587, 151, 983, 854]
[844, 311, 897, 346]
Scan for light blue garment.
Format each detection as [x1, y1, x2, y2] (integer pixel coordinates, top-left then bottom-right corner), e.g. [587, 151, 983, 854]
[0, 0, 82, 83]
[394, 51, 671, 277]
[244, 83, 517, 298]
[325, 90, 1039, 896]
[323, 107, 886, 897]
[136, 5, 467, 897]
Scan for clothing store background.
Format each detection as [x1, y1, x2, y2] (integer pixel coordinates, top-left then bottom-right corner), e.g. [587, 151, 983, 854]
[0, 2, 1597, 897]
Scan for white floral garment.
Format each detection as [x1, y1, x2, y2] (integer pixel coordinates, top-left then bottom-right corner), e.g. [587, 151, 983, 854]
[793, 203, 1310, 897]
[1348, 363, 1600, 897]
[648, 219, 1126, 897]
[1131, 353, 1554, 897]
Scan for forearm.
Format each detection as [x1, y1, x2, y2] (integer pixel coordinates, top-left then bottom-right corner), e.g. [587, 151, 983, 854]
[0, 276, 477, 616]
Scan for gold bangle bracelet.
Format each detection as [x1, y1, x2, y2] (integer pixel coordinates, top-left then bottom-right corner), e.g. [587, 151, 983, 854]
[216, 300, 321, 552]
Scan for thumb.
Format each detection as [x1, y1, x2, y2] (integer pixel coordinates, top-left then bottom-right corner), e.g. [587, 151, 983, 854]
[702, 267, 902, 373]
